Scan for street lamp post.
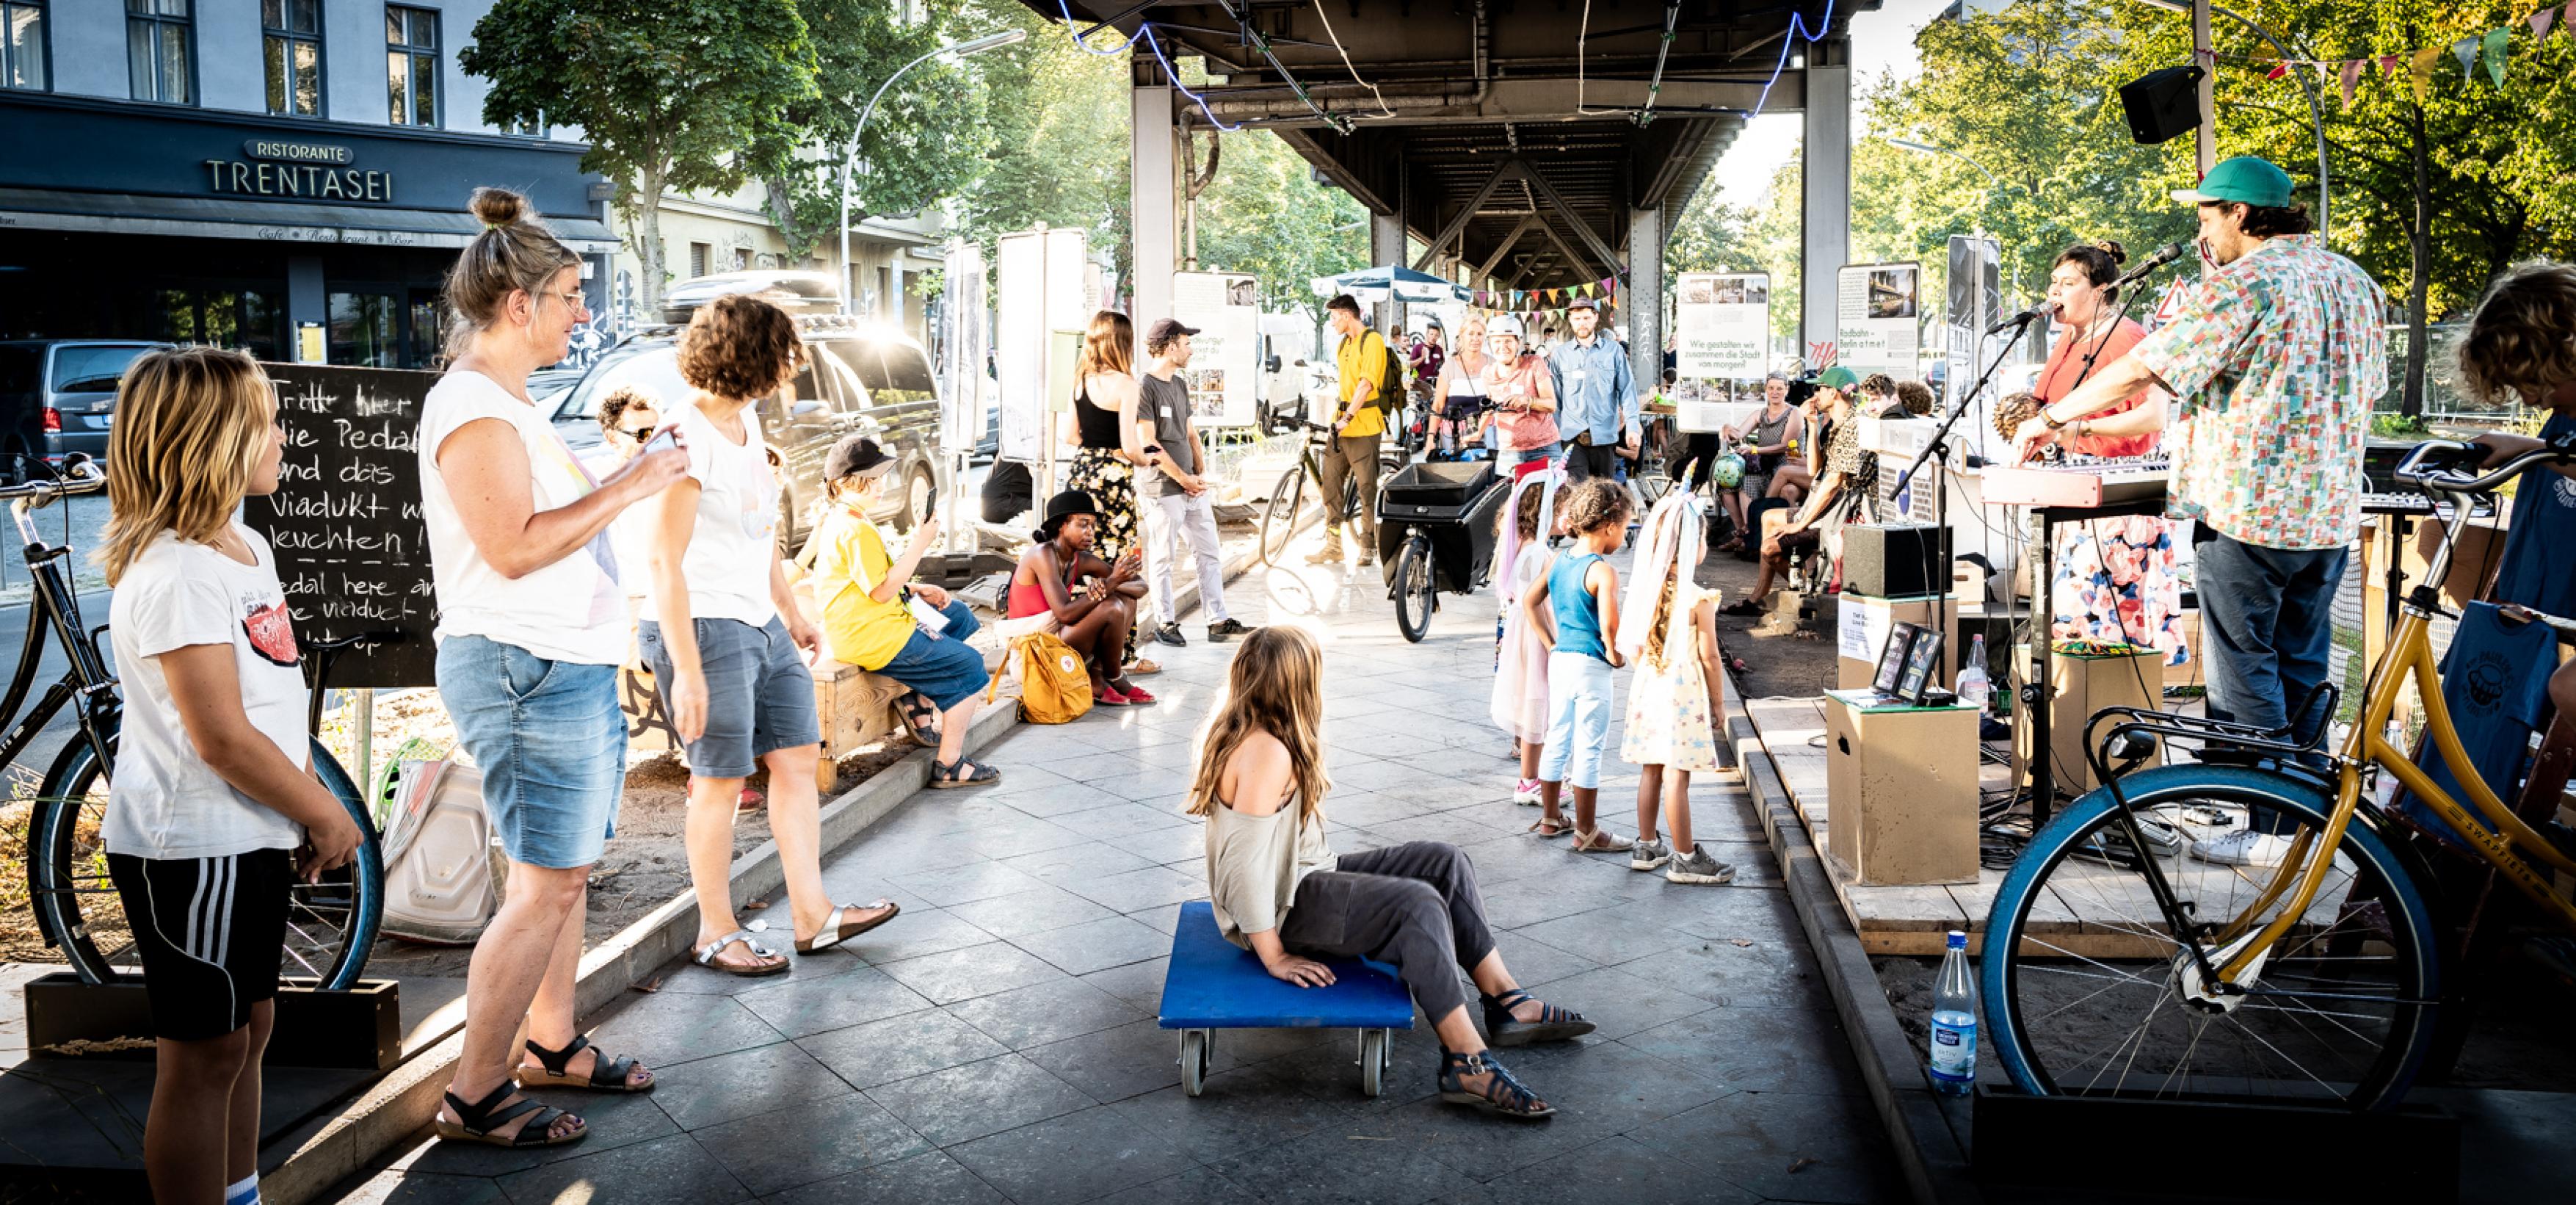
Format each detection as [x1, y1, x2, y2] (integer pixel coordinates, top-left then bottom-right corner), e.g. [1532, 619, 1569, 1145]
[837, 28, 1027, 317]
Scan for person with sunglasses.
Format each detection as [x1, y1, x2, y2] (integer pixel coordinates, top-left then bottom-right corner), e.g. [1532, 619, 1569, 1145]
[595, 386, 664, 611]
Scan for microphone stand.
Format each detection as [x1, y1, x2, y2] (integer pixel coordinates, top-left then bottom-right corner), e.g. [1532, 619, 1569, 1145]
[1890, 308, 2042, 718]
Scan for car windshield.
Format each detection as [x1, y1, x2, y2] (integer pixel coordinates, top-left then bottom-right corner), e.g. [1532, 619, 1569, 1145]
[825, 338, 935, 405]
[52, 345, 154, 394]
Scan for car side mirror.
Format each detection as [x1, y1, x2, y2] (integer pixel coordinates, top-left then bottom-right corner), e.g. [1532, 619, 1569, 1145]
[1267, 356, 1283, 374]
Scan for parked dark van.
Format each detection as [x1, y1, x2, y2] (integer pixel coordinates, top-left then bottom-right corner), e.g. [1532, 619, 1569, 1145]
[0, 341, 167, 482]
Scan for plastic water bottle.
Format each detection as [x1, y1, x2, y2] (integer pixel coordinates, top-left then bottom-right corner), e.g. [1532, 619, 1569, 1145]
[1954, 634, 1991, 714]
[1929, 930, 1978, 1096]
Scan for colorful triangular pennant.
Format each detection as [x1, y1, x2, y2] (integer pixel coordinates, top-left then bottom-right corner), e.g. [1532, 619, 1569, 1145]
[2340, 58, 2363, 108]
[2484, 27, 2511, 86]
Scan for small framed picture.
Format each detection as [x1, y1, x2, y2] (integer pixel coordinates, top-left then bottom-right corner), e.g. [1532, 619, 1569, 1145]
[1895, 627, 1947, 705]
[1872, 621, 1923, 698]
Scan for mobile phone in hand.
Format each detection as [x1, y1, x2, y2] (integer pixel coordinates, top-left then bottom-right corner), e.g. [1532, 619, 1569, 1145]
[640, 424, 682, 457]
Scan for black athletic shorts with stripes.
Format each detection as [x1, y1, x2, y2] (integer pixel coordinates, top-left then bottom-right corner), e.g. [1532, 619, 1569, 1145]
[106, 849, 292, 1041]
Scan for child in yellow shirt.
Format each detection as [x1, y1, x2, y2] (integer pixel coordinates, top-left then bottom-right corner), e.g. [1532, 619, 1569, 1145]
[810, 436, 998, 787]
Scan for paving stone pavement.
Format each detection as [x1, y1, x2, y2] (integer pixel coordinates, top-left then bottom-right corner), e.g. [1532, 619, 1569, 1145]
[329, 537, 1905, 1205]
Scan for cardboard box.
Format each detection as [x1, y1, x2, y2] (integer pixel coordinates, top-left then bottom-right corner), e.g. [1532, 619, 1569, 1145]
[1824, 690, 1981, 886]
[2013, 644, 2164, 795]
[1836, 594, 1963, 690]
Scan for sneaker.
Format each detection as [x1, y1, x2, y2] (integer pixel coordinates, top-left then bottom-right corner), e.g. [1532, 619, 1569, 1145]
[1207, 618, 1250, 643]
[1665, 844, 1736, 884]
[1512, 778, 1542, 806]
[1630, 836, 1672, 872]
[1153, 623, 1186, 648]
[2191, 829, 2293, 866]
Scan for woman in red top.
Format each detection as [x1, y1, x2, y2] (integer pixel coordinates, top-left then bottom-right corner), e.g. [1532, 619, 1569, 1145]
[2039, 242, 2188, 668]
[1004, 490, 1153, 705]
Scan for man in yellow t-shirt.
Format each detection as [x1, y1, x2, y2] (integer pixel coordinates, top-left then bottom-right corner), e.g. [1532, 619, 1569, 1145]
[809, 437, 998, 786]
[1316, 293, 1393, 566]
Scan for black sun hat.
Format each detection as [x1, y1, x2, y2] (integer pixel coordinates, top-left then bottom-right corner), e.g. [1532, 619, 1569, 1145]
[1033, 488, 1100, 542]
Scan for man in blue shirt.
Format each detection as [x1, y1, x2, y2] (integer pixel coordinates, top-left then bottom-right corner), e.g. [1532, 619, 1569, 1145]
[1548, 297, 1637, 482]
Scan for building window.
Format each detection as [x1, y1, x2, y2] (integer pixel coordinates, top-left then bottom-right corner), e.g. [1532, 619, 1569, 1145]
[733, 247, 752, 272]
[126, 0, 193, 105]
[3, 1, 45, 92]
[329, 291, 399, 368]
[262, 0, 320, 117]
[385, 5, 436, 127]
[688, 242, 710, 279]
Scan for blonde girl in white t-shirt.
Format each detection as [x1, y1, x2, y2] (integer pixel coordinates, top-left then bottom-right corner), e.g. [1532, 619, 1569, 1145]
[98, 347, 362, 1205]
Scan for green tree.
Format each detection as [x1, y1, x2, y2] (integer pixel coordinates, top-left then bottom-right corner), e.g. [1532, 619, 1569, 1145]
[954, 4, 1131, 283]
[1668, 153, 1807, 352]
[763, 0, 1001, 263]
[1188, 129, 1369, 319]
[465, 0, 819, 308]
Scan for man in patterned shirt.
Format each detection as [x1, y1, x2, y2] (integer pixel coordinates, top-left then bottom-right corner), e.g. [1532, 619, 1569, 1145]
[2014, 156, 2386, 865]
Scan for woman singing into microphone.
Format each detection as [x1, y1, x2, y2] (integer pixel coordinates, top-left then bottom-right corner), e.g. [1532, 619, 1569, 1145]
[2036, 241, 2188, 669]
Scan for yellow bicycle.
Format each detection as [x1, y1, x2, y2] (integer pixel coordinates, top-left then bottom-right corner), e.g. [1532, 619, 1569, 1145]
[1981, 440, 2576, 1110]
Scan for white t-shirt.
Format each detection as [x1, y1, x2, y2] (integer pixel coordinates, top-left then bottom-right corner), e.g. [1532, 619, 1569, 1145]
[104, 526, 309, 859]
[642, 400, 779, 626]
[583, 446, 656, 604]
[418, 371, 630, 665]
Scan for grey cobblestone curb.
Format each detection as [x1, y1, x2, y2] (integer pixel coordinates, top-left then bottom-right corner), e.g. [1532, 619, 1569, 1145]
[1724, 676, 1987, 1205]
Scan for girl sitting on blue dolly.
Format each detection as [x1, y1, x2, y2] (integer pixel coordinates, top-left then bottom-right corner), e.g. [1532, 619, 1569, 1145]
[1190, 626, 1594, 1119]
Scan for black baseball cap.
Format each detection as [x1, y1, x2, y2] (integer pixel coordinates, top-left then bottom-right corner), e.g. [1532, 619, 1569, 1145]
[1145, 318, 1201, 345]
[824, 434, 894, 482]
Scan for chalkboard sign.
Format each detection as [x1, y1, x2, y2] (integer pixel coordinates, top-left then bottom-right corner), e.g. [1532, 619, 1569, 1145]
[245, 363, 438, 689]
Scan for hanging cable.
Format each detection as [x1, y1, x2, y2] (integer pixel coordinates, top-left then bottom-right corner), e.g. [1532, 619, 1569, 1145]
[1750, 0, 1836, 119]
[1307, 0, 1397, 117]
[1142, 25, 1244, 131]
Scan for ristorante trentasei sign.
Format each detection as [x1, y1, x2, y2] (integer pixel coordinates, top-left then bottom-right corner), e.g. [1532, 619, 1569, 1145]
[203, 139, 391, 203]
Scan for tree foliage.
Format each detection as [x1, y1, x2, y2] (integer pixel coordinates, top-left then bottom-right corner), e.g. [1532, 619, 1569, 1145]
[952, 4, 1133, 283]
[765, 0, 1001, 262]
[1186, 129, 1370, 320]
[464, 0, 819, 306]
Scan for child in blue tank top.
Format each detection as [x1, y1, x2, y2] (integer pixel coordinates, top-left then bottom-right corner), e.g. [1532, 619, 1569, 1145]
[1519, 479, 1637, 853]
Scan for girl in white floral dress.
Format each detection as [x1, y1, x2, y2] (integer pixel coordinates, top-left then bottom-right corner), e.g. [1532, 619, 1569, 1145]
[1615, 492, 1735, 885]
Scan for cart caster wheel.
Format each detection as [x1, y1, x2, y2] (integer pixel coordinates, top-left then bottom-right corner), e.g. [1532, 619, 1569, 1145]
[1180, 1029, 1211, 1098]
[1358, 1029, 1387, 1098]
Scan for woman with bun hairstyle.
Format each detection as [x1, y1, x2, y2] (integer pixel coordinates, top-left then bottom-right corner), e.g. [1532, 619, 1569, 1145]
[421, 189, 685, 1148]
[2033, 241, 2188, 667]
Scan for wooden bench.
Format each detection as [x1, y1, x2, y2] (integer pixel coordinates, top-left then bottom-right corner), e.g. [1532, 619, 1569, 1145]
[1155, 900, 1415, 1098]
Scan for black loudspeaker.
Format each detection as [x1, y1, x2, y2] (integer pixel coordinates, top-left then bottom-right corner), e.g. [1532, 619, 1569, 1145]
[2119, 65, 2205, 145]
[1842, 524, 1951, 599]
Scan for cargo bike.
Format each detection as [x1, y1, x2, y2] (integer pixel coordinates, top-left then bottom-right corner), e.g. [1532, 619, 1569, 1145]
[1374, 459, 1512, 643]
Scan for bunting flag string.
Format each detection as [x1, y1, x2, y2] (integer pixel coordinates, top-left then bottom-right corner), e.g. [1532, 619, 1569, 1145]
[2240, 5, 2565, 99]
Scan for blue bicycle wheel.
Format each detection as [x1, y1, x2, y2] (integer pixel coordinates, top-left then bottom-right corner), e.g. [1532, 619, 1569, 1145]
[29, 734, 384, 989]
[1980, 764, 2439, 1110]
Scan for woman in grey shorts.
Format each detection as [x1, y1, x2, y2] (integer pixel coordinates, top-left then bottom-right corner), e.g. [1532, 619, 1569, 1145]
[1191, 627, 1594, 1120]
[640, 294, 899, 976]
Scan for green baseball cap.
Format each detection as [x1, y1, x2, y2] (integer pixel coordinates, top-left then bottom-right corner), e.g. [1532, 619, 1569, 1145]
[2169, 156, 2294, 208]
[1815, 366, 1860, 391]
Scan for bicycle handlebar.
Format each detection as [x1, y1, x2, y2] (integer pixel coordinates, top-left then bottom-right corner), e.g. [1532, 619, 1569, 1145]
[2395, 438, 2574, 497]
[1, 457, 104, 506]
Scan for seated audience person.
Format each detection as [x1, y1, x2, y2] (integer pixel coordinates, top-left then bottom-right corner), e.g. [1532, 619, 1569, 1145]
[640, 294, 899, 976]
[1714, 372, 1797, 554]
[1192, 626, 1593, 1120]
[1006, 490, 1153, 705]
[1725, 366, 1864, 615]
[2458, 261, 2576, 750]
[810, 434, 998, 787]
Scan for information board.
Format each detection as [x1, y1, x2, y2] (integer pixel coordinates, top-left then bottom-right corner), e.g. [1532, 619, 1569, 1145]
[1835, 261, 1920, 377]
[1675, 272, 1771, 380]
[247, 363, 438, 688]
[1172, 271, 1259, 427]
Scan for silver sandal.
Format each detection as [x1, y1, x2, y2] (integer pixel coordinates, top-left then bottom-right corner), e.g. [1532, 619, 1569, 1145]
[692, 929, 788, 977]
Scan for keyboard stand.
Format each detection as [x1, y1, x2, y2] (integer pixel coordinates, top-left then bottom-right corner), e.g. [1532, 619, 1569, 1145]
[2028, 496, 2168, 825]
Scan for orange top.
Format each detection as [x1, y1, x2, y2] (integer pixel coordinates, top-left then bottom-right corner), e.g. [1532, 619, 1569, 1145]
[2036, 316, 2155, 459]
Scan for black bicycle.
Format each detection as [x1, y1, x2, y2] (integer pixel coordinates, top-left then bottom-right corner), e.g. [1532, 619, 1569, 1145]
[17, 458, 387, 988]
[1258, 417, 1409, 565]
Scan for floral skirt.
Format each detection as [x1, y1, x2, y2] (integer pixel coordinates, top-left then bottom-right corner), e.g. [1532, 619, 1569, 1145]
[1068, 448, 1142, 665]
[2051, 513, 2188, 666]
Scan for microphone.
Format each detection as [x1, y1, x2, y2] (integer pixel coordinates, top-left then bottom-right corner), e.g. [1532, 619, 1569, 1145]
[1986, 299, 2058, 336]
[2114, 241, 2191, 289]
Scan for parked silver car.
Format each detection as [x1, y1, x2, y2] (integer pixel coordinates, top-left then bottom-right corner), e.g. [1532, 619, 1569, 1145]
[0, 341, 167, 482]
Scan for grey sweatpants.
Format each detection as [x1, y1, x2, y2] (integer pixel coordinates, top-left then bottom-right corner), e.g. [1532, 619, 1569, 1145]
[1278, 840, 1495, 1023]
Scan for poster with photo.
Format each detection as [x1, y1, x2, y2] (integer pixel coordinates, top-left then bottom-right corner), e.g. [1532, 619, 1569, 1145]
[1675, 271, 1769, 380]
[1172, 271, 1259, 427]
[1835, 261, 1920, 377]
[1943, 236, 2003, 460]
